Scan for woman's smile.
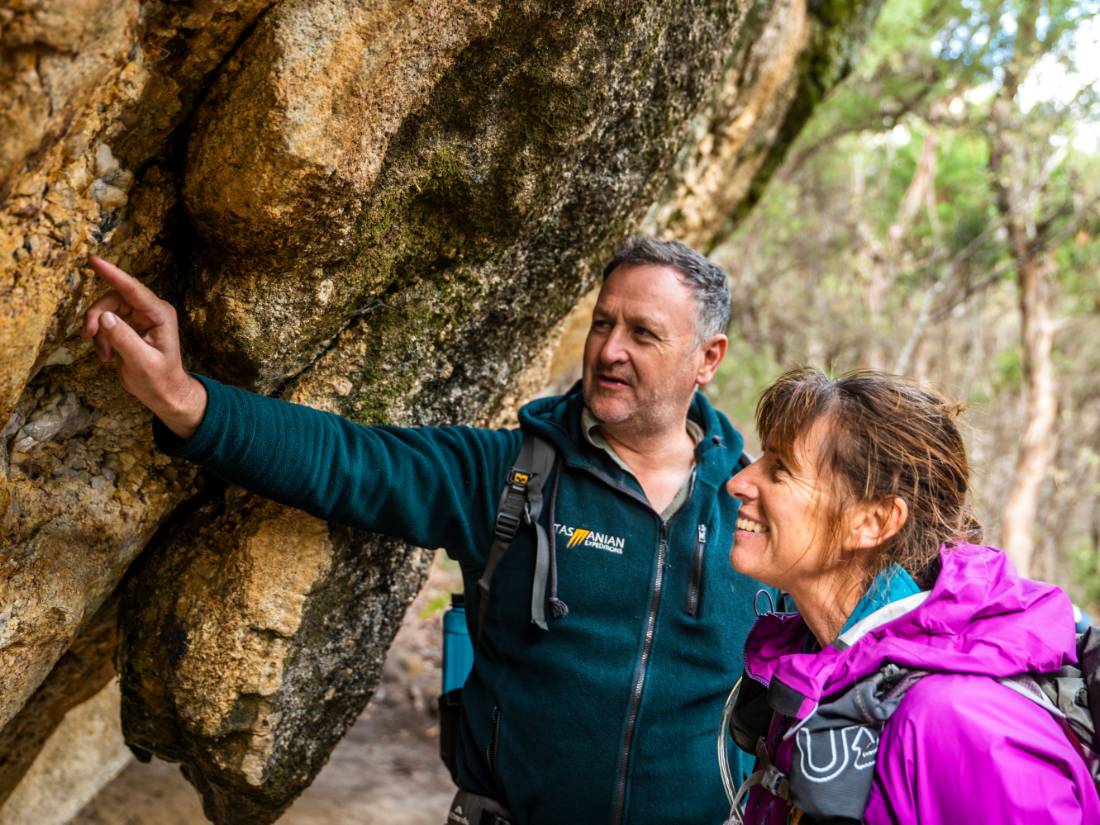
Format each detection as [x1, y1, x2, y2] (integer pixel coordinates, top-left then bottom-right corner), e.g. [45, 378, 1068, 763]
[735, 515, 768, 534]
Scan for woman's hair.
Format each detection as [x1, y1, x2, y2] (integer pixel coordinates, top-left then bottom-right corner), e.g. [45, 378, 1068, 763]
[756, 367, 981, 588]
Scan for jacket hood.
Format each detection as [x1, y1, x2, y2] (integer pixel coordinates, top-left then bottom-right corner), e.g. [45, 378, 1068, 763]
[744, 544, 1077, 720]
[517, 381, 744, 487]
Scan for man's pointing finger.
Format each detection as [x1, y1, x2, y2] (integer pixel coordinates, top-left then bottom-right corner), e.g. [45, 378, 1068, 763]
[98, 310, 155, 367]
[88, 256, 161, 312]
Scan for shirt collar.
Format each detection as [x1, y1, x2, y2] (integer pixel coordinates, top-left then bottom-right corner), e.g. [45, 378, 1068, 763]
[580, 406, 703, 458]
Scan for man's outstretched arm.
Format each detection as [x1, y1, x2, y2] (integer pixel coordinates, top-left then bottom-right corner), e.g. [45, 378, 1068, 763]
[79, 257, 519, 562]
[81, 256, 207, 438]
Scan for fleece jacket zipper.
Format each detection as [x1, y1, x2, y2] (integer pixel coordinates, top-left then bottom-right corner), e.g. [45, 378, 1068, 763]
[569, 459, 695, 823]
[611, 520, 668, 825]
[686, 522, 707, 616]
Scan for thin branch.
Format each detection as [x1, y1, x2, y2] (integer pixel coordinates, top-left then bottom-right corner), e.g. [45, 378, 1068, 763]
[894, 248, 956, 374]
[927, 187, 1099, 324]
[1035, 188, 1100, 252]
[928, 259, 1013, 323]
[780, 77, 941, 179]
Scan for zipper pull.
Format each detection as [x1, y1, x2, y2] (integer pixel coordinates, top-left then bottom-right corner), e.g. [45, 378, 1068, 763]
[686, 523, 707, 616]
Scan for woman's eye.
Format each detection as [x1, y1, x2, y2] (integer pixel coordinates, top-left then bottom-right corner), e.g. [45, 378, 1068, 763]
[769, 460, 787, 481]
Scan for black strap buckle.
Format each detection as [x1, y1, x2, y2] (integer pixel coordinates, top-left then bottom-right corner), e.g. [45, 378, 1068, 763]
[494, 509, 521, 540]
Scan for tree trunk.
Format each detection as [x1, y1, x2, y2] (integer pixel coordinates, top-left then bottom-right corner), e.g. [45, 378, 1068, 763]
[988, 0, 1060, 575]
[998, 252, 1059, 574]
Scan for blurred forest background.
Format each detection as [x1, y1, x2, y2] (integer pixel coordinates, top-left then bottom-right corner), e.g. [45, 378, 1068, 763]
[709, 0, 1100, 608]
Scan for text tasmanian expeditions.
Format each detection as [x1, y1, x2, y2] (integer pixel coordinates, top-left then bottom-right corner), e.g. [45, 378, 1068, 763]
[555, 523, 625, 555]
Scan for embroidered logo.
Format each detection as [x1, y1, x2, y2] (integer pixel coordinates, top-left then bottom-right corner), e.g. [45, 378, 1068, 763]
[567, 529, 591, 548]
[555, 523, 625, 555]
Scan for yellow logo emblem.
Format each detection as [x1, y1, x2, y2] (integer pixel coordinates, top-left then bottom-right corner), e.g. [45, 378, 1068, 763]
[566, 529, 591, 549]
[556, 523, 625, 554]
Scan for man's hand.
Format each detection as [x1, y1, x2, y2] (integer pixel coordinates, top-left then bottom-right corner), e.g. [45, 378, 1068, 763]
[81, 256, 207, 439]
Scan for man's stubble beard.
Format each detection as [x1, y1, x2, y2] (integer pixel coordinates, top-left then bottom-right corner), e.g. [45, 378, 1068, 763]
[587, 383, 692, 441]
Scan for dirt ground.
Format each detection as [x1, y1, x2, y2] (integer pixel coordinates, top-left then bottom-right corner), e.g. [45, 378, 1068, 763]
[71, 556, 462, 825]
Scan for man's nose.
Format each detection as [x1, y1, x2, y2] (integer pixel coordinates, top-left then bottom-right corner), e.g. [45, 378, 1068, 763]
[598, 327, 629, 364]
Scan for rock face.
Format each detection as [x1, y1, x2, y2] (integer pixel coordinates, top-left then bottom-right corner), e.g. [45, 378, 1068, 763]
[0, 1, 883, 822]
[1, 681, 131, 825]
[120, 497, 428, 822]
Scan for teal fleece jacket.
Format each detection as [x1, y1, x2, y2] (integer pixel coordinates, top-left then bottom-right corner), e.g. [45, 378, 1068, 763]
[154, 376, 767, 825]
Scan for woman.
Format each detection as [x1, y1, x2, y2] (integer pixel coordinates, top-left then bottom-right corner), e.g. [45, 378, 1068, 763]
[725, 367, 1099, 824]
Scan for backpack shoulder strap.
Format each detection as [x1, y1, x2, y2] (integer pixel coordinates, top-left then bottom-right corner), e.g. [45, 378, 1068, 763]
[475, 433, 556, 644]
[1000, 674, 1066, 717]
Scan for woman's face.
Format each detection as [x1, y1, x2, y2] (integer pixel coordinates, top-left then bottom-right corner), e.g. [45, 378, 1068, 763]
[726, 418, 842, 595]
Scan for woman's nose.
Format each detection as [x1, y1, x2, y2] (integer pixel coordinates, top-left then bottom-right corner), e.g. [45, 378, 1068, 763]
[726, 462, 758, 501]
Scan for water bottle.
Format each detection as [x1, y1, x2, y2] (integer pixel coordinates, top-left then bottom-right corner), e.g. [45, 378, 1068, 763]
[442, 592, 475, 693]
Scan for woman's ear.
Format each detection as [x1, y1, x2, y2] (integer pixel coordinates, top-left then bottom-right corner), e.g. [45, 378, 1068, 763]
[847, 497, 909, 550]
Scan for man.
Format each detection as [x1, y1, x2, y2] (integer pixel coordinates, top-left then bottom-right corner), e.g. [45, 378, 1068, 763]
[83, 238, 765, 824]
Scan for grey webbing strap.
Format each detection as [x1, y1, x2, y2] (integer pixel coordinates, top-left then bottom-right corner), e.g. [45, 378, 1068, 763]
[1000, 674, 1067, 718]
[726, 737, 790, 823]
[476, 435, 555, 643]
[525, 438, 556, 630]
[755, 737, 790, 800]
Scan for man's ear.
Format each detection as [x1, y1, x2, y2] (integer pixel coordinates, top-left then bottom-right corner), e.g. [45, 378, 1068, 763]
[847, 496, 909, 550]
[695, 334, 728, 386]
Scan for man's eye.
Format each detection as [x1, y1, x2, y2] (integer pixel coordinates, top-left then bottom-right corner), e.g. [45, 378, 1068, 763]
[635, 327, 655, 339]
[591, 319, 611, 330]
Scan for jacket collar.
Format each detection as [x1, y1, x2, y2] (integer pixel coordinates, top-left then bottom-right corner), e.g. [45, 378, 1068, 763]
[743, 544, 1077, 721]
[518, 380, 745, 486]
[836, 564, 921, 641]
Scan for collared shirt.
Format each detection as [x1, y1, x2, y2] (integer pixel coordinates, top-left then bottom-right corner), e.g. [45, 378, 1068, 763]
[580, 406, 703, 521]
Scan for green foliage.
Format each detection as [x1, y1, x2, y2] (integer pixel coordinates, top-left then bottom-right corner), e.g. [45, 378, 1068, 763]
[992, 346, 1024, 393]
[419, 555, 463, 619]
[708, 338, 782, 447]
[1069, 538, 1100, 613]
[419, 592, 453, 620]
[711, 0, 1100, 597]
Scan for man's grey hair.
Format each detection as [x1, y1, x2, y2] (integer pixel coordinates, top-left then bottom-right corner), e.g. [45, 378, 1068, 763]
[602, 237, 731, 342]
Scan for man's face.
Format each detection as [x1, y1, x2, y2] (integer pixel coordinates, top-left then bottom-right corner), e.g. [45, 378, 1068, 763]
[582, 264, 723, 437]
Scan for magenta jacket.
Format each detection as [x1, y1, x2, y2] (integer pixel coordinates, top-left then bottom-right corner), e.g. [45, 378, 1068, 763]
[739, 544, 1100, 824]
